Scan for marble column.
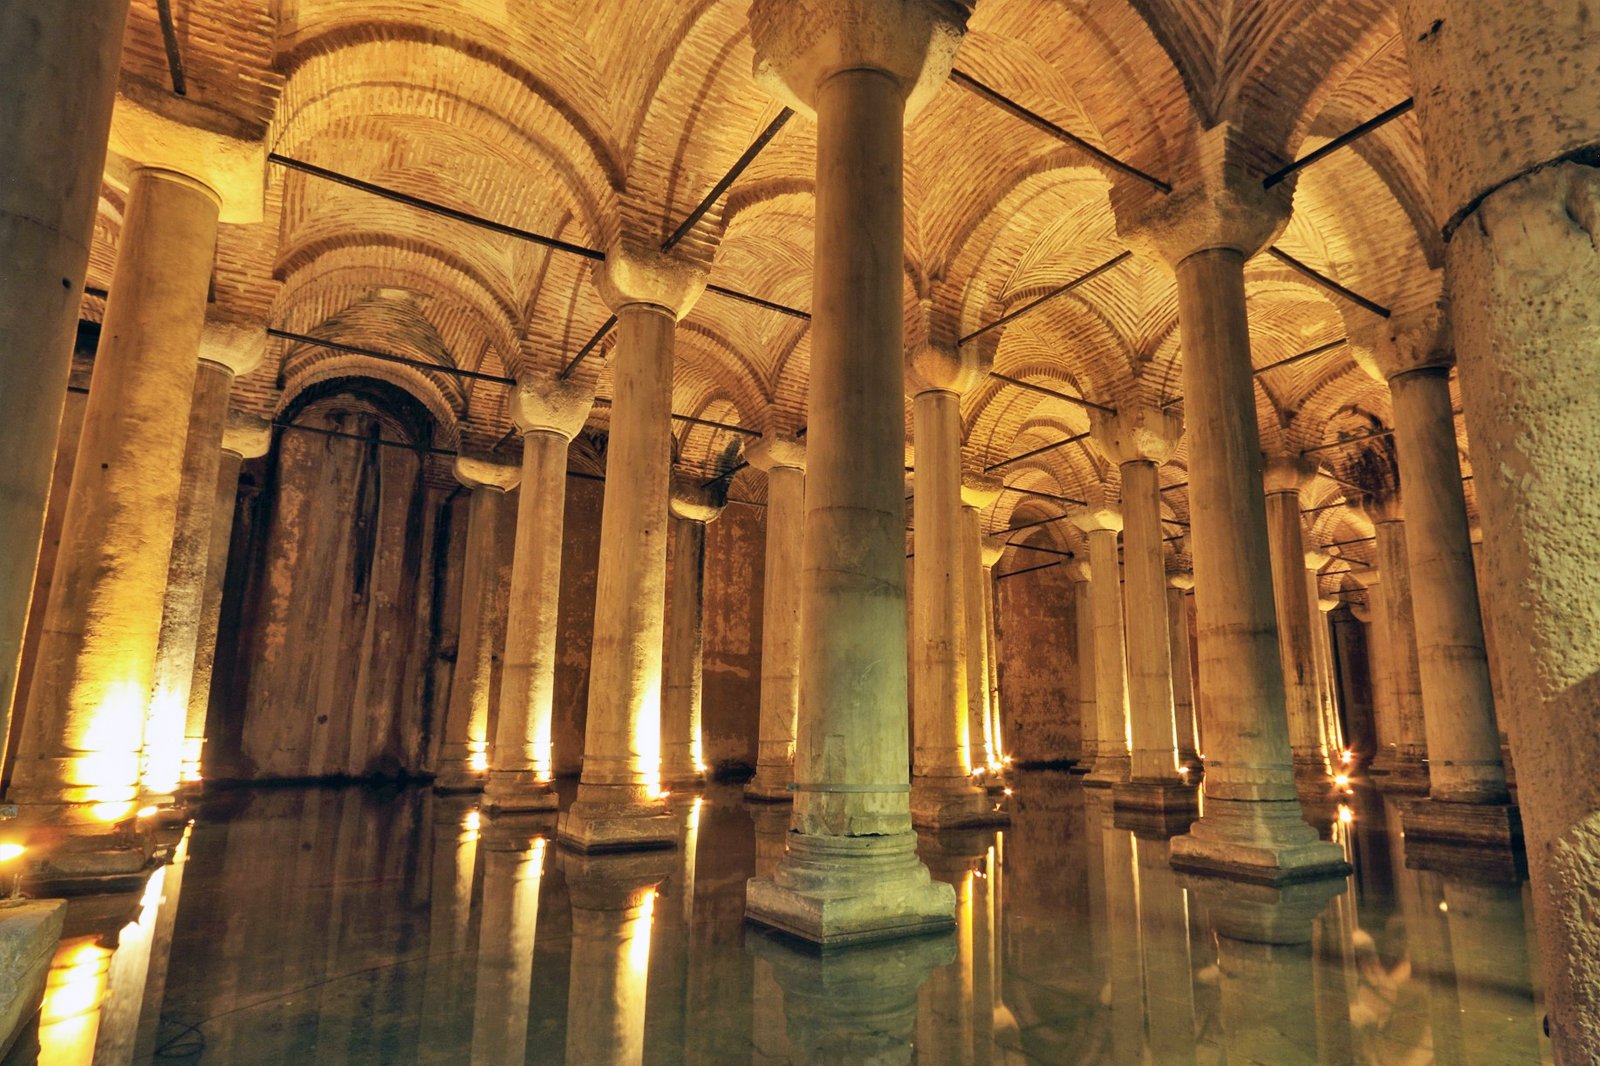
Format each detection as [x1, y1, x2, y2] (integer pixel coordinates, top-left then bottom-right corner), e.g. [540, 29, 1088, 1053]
[1347, 571, 1400, 771]
[1095, 405, 1193, 813]
[10, 164, 225, 876]
[0, 0, 129, 738]
[1066, 561, 1097, 767]
[469, 827, 545, 1066]
[906, 346, 991, 828]
[743, 0, 966, 944]
[743, 435, 805, 801]
[562, 850, 670, 1066]
[1111, 136, 1346, 881]
[484, 374, 594, 813]
[1071, 507, 1130, 788]
[558, 246, 704, 851]
[980, 534, 1007, 772]
[1362, 497, 1430, 791]
[1166, 571, 1200, 771]
[180, 412, 270, 793]
[661, 476, 727, 791]
[1263, 458, 1326, 778]
[959, 478, 1002, 779]
[1307, 582, 1344, 773]
[435, 457, 520, 793]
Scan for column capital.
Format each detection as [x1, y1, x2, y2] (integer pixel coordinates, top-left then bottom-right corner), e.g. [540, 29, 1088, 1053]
[668, 473, 728, 524]
[1349, 296, 1454, 382]
[1090, 404, 1183, 466]
[959, 472, 1002, 510]
[109, 80, 266, 223]
[455, 455, 521, 493]
[1347, 567, 1381, 591]
[1347, 602, 1372, 625]
[1360, 492, 1404, 525]
[220, 411, 271, 460]
[512, 373, 595, 440]
[980, 535, 1007, 568]
[1317, 597, 1338, 614]
[1304, 548, 1332, 571]
[905, 342, 980, 397]
[1071, 505, 1123, 535]
[1262, 455, 1317, 495]
[745, 434, 807, 473]
[199, 313, 267, 377]
[593, 241, 707, 319]
[1065, 560, 1092, 583]
[1166, 569, 1194, 591]
[748, 0, 969, 119]
[1110, 124, 1293, 266]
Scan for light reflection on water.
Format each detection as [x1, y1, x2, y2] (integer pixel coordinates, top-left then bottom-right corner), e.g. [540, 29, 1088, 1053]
[0, 772, 1553, 1065]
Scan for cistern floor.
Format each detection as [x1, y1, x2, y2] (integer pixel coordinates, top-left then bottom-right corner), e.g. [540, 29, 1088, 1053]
[2, 773, 1553, 1065]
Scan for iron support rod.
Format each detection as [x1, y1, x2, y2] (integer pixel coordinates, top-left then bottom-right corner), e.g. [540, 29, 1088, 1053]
[1265, 246, 1391, 318]
[984, 431, 1091, 471]
[994, 560, 1063, 582]
[988, 371, 1117, 415]
[961, 251, 1133, 346]
[999, 484, 1088, 508]
[1300, 425, 1394, 456]
[662, 109, 795, 251]
[155, 0, 187, 95]
[267, 328, 516, 386]
[1163, 337, 1347, 407]
[1263, 98, 1415, 189]
[704, 283, 809, 319]
[558, 315, 617, 379]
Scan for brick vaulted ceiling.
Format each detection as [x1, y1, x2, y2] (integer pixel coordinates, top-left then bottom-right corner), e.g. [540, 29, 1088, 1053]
[86, 0, 1468, 591]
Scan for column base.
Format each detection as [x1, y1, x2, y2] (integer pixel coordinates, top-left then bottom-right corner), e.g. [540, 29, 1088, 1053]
[556, 786, 677, 853]
[909, 777, 1009, 830]
[482, 770, 559, 813]
[659, 769, 706, 793]
[1168, 797, 1351, 886]
[1401, 797, 1522, 850]
[0, 900, 65, 1061]
[1113, 779, 1200, 816]
[17, 824, 164, 897]
[1369, 753, 1430, 794]
[1178, 870, 1349, 944]
[745, 768, 796, 803]
[1082, 754, 1131, 790]
[745, 831, 955, 947]
[432, 769, 487, 795]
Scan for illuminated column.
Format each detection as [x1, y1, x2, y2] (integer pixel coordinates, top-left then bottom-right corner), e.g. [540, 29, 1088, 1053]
[661, 477, 726, 790]
[1135, 833, 1200, 1066]
[1166, 570, 1200, 770]
[1347, 571, 1400, 768]
[11, 139, 262, 876]
[418, 796, 479, 1050]
[139, 322, 265, 806]
[0, 0, 128, 736]
[959, 476, 1002, 779]
[559, 245, 704, 851]
[743, 0, 966, 944]
[563, 851, 670, 1066]
[1072, 505, 1130, 787]
[744, 435, 805, 801]
[436, 457, 520, 793]
[485, 374, 594, 813]
[1066, 561, 1097, 766]
[1302, 554, 1339, 774]
[1361, 496, 1430, 791]
[1111, 128, 1346, 881]
[1313, 592, 1345, 768]
[915, 832, 984, 1062]
[35, 936, 114, 1066]
[180, 412, 270, 792]
[980, 535, 1006, 770]
[1263, 458, 1325, 777]
[470, 828, 546, 1066]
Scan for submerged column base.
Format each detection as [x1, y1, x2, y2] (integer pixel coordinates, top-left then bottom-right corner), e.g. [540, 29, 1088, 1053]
[482, 770, 560, 813]
[909, 775, 1009, 830]
[1113, 779, 1200, 817]
[745, 832, 955, 947]
[557, 783, 676, 853]
[1369, 753, 1430, 794]
[1168, 797, 1350, 886]
[1083, 752, 1131, 789]
[433, 761, 487, 795]
[17, 824, 165, 896]
[1401, 797, 1522, 850]
[659, 768, 706, 793]
[745, 764, 795, 803]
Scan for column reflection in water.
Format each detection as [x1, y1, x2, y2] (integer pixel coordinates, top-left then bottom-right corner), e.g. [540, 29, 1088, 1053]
[1131, 829, 1199, 1066]
[748, 802, 794, 1064]
[562, 849, 670, 1066]
[643, 796, 701, 1066]
[418, 794, 481, 1063]
[916, 828, 994, 1064]
[1092, 794, 1144, 1065]
[469, 823, 546, 1066]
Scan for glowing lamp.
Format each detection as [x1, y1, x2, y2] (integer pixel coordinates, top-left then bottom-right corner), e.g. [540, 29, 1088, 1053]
[0, 844, 25, 863]
[1333, 773, 1351, 788]
[1337, 805, 1354, 824]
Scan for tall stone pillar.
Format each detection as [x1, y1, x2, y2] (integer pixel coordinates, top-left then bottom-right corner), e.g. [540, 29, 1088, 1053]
[980, 533, 1007, 770]
[959, 476, 1002, 777]
[1071, 507, 1130, 787]
[10, 159, 241, 877]
[1308, 582, 1344, 770]
[743, 0, 966, 944]
[180, 413, 270, 793]
[1095, 405, 1193, 813]
[562, 851, 670, 1066]
[0, 1, 129, 739]
[1263, 458, 1326, 777]
[1066, 561, 1097, 767]
[1362, 497, 1430, 791]
[1347, 571, 1399, 769]
[744, 436, 805, 801]
[907, 349, 993, 827]
[661, 476, 727, 790]
[143, 320, 265, 803]
[558, 246, 704, 851]
[485, 374, 593, 813]
[435, 457, 520, 792]
[1167, 570, 1200, 770]
[1110, 129, 1347, 881]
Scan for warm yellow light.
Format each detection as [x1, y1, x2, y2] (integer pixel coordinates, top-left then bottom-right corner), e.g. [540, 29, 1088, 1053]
[136, 806, 158, 819]
[462, 810, 481, 833]
[1337, 805, 1354, 824]
[1002, 756, 1013, 766]
[1438, 900, 1448, 913]
[141, 686, 187, 797]
[1341, 751, 1354, 764]
[628, 891, 656, 974]
[1334, 773, 1351, 788]
[89, 802, 135, 824]
[658, 790, 671, 800]
[0, 844, 25, 863]
[1002, 787, 1013, 797]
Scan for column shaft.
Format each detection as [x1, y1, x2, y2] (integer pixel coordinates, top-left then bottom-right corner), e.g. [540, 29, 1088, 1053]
[746, 464, 803, 800]
[1083, 527, 1129, 785]
[661, 515, 708, 788]
[12, 168, 219, 842]
[958, 506, 988, 773]
[1167, 584, 1199, 767]
[1373, 520, 1429, 778]
[1120, 460, 1179, 783]
[184, 448, 244, 786]
[1266, 492, 1322, 772]
[980, 561, 1003, 765]
[1071, 570, 1097, 765]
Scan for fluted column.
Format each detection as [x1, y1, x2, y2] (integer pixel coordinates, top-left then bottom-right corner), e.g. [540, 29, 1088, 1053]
[435, 457, 520, 792]
[1362, 496, 1430, 792]
[1263, 458, 1326, 778]
[1072, 506, 1130, 788]
[1110, 129, 1346, 880]
[1167, 571, 1200, 771]
[743, 0, 966, 944]
[1066, 561, 1097, 768]
[559, 246, 704, 851]
[744, 435, 805, 801]
[0, 1, 129, 739]
[661, 476, 727, 790]
[485, 373, 593, 813]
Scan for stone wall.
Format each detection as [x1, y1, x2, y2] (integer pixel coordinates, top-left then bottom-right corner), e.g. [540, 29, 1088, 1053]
[995, 558, 1080, 765]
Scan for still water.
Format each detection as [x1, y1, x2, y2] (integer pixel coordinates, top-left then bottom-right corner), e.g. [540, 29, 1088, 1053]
[1, 772, 1553, 1064]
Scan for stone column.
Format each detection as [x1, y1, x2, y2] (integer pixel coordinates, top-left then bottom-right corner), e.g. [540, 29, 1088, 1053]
[1095, 405, 1192, 813]
[743, 436, 805, 801]
[562, 851, 671, 1066]
[10, 164, 228, 875]
[470, 828, 545, 1066]
[1110, 132, 1346, 881]
[558, 246, 704, 851]
[1066, 561, 1097, 767]
[1309, 587, 1344, 771]
[743, 0, 966, 945]
[1071, 507, 1130, 787]
[485, 374, 593, 813]
[959, 479, 1002, 779]
[661, 476, 727, 791]
[1167, 571, 1200, 771]
[435, 457, 520, 792]
[180, 412, 270, 793]
[1362, 497, 1430, 791]
[1347, 571, 1400, 770]
[1263, 458, 1326, 778]
[980, 534, 1007, 771]
[906, 346, 991, 828]
[0, 1, 129, 737]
